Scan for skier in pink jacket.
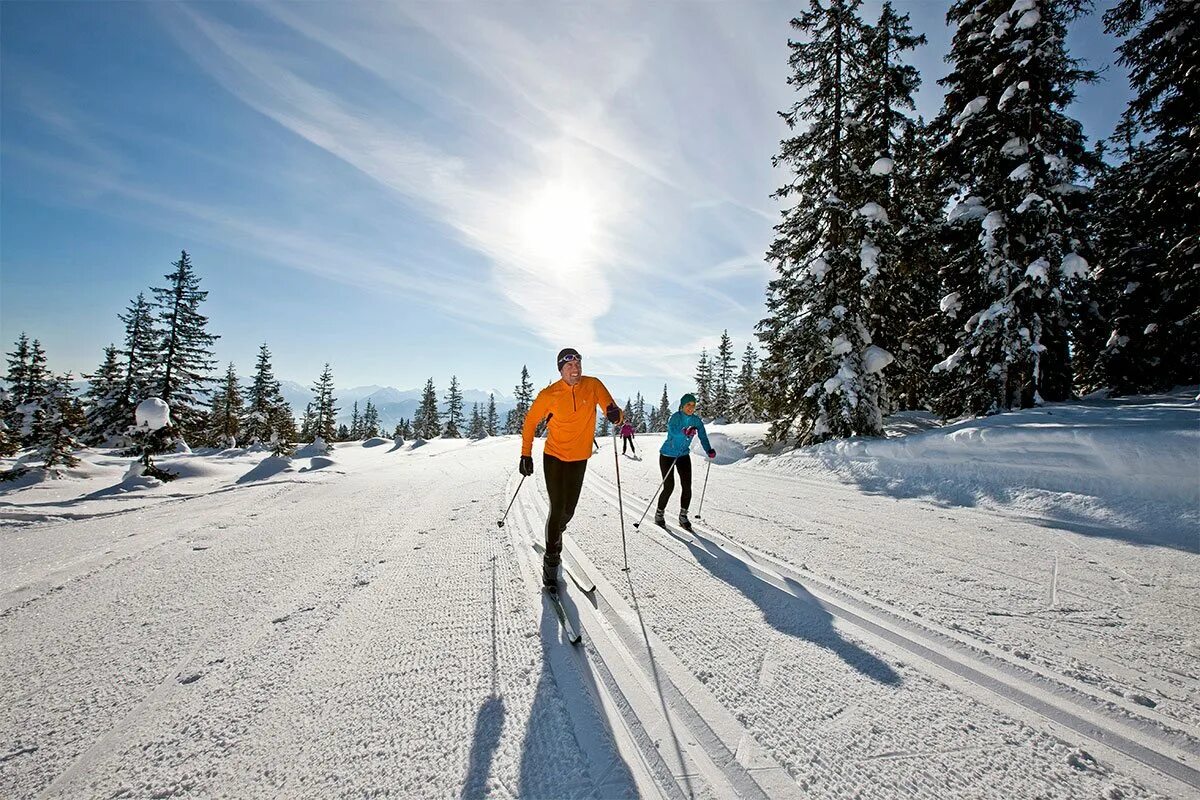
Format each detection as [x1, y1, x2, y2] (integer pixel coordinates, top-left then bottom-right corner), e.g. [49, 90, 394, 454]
[620, 421, 636, 456]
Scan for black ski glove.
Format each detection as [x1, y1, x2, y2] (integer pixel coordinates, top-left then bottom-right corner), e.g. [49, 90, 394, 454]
[606, 403, 621, 424]
[519, 456, 534, 476]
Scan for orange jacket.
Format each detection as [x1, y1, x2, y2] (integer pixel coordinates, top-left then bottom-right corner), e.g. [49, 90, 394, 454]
[522, 376, 619, 462]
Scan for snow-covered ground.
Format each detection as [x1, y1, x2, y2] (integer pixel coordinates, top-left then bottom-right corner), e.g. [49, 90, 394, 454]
[2, 390, 1197, 799]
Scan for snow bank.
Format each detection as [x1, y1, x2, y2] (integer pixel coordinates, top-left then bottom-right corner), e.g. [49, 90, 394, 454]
[745, 389, 1200, 547]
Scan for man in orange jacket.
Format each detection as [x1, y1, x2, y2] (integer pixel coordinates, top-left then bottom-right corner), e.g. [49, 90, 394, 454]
[520, 347, 622, 591]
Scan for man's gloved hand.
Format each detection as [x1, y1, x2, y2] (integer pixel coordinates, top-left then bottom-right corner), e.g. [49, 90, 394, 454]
[606, 403, 622, 424]
[519, 456, 534, 476]
[707, 449, 717, 459]
[683, 426, 697, 437]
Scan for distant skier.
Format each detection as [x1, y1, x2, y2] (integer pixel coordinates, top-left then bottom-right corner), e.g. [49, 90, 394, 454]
[655, 393, 715, 532]
[520, 348, 622, 591]
[620, 420, 636, 456]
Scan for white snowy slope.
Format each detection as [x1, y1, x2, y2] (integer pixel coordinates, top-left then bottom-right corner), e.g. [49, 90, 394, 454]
[1, 389, 1197, 799]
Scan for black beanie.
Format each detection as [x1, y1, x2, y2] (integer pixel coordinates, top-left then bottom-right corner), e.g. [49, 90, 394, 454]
[556, 347, 581, 371]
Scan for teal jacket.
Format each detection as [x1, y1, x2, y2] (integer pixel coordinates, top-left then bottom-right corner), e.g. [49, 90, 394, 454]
[660, 410, 712, 458]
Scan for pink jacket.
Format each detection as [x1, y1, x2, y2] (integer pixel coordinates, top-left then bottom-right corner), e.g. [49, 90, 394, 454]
[620, 423, 635, 438]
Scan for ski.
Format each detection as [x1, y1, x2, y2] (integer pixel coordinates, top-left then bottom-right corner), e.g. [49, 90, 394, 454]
[545, 588, 582, 645]
[533, 542, 596, 593]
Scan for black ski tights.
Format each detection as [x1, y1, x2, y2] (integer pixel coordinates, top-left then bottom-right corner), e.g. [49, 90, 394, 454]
[622, 436, 636, 455]
[657, 454, 692, 512]
[542, 454, 588, 583]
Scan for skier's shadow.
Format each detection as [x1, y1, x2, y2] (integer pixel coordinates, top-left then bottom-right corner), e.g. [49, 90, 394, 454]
[673, 529, 901, 686]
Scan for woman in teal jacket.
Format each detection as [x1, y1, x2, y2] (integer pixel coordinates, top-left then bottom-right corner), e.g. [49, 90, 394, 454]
[655, 393, 716, 532]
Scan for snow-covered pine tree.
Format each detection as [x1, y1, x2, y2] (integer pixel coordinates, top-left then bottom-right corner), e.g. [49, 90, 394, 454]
[596, 415, 611, 437]
[0, 388, 16, 458]
[414, 378, 441, 439]
[855, 2, 931, 414]
[506, 366, 534, 434]
[485, 393, 499, 437]
[336, 423, 350, 441]
[468, 403, 486, 439]
[349, 402, 362, 441]
[6, 336, 52, 446]
[443, 376, 464, 438]
[312, 364, 338, 443]
[81, 345, 125, 446]
[361, 401, 380, 439]
[622, 399, 634, 432]
[391, 421, 404, 440]
[1088, 0, 1199, 391]
[269, 386, 296, 455]
[300, 403, 316, 442]
[760, 0, 887, 443]
[634, 393, 647, 433]
[730, 343, 760, 423]
[207, 362, 244, 448]
[713, 331, 735, 420]
[930, 0, 1096, 416]
[95, 293, 160, 446]
[398, 418, 412, 439]
[150, 250, 218, 439]
[33, 373, 85, 471]
[656, 384, 671, 431]
[694, 350, 713, 414]
[244, 343, 286, 446]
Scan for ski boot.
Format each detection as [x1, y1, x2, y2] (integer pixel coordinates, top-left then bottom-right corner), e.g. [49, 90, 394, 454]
[653, 508, 666, 528]
[678, 510, 694, 533]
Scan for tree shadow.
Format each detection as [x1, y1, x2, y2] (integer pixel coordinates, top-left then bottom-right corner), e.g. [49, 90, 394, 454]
[673, 527, 901, 686]
[460, 693, 506, 799]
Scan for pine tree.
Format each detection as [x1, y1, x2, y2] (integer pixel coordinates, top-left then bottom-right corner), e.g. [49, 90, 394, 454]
[1087, 0, 1199, 391]
[930, 0, 1097, 416]
[244, 343, 285, 446]
[336, 423, 350, 441]
[694, 350, 713, 415]
[269, 386, 296, 455]
[485, 394, 499, 437]
[634, 392, 647, 433]
[99, 293, 160, 445]
[0, 388, 16, 458]
[361, 400, 380, 439]
[207, 362, 244, 448]
[856, 2, 933, 414]
[623, 399, 634, 432]
[443, 376, 464, 438]
[468, 403, 486, 439]
[391, 421, 404, 440]
[5, 333, 32, 406]
[300, 403, 316, 441]
[714, 331, 735, 420]
[349, 401, 362, 441]
[506, 366, 534, 434]
[82, 345, 125, 445]
[731, 344, 760, 423]
[414, 378, 441, 439]
[656, 384, 671, 431]
[33, 373, 85, 470]
[760, 0, 889, 443]
[5, 336, 53, 446]
[312, 364, 338, 443]
[150, 250, 219, 438]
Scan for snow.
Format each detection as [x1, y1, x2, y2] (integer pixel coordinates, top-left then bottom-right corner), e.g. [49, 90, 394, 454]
[860, 345, 894, 374]
[952, 96, 988, 127]
[2, 389, 1198, 799]
[1009, 0, 1037, 14]
[1062, 252, 1089, 279]
[869, 157, 894, 176]
[134, 398, 171, 431]
[1001, 136, 1029, 157]
[829, 335, 853, 357]
[947, 195, 989, 223]
[858, 202, 889, 223]
[859, 238, 880, 281]
[1015, 9, 1041, 29]
[1008, 162, 1033, 181]
[1025, 257, 1050, 283]
[940, 291, 963, 316]
[807, 255, 829, 282]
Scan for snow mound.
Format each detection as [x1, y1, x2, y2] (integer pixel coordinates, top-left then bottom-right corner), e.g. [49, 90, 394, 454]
[135, 398, 171, 430]
[362, 437, 391, 448]
[747, 389, 1200, 547]
[294, 440, 333, 458]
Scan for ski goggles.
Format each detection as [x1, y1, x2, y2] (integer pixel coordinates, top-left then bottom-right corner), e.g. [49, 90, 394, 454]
[557, 352, 583, 370]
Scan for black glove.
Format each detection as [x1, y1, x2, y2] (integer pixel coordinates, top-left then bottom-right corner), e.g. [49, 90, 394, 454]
[606, 403, 621, 424]
[519, 456, 534, 476]
[707, 449, 717, 459]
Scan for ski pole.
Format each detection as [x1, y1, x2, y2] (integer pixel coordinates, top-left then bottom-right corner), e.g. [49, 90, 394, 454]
[612, 432, 629, 571]
[496, 474, 527, 528]
[696, 457, 713, 519]
[633, 459, 677, 528]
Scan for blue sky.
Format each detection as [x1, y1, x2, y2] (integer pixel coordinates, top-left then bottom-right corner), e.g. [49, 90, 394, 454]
[1, 1, 1130, 404]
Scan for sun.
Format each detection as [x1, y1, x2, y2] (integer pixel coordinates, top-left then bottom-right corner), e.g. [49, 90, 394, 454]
[515, 181, 598, 268]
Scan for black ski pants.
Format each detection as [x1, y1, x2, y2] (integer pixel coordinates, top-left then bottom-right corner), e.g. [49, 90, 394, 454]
[622, 435, 635, 455]
[542, 453, 588, 583]
[657, 453, 692, 512]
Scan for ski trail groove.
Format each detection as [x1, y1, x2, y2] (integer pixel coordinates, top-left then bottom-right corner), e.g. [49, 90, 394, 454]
[519, 474, 801, 799]
[585, 469, 1200, 797]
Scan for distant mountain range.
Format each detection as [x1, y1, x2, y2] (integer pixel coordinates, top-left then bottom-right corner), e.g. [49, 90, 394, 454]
[278, 381, 517, 431]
